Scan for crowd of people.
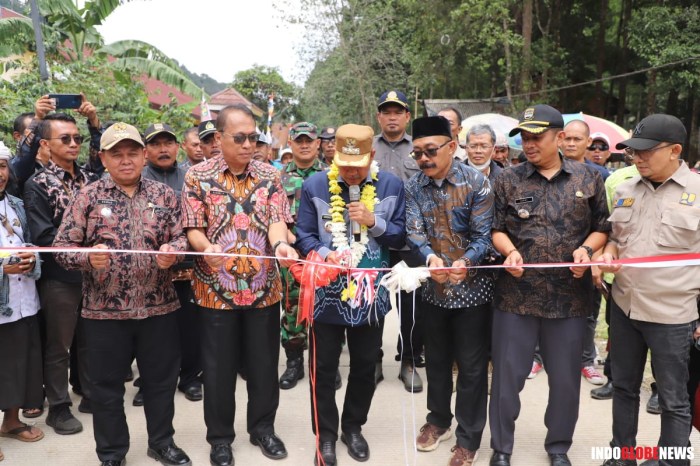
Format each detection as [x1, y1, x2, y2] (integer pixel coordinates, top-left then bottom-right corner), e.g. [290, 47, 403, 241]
[0, 88, 698, 466]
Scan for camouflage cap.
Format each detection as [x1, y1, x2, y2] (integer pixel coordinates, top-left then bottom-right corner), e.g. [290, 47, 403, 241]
[289, 122, 318, 140]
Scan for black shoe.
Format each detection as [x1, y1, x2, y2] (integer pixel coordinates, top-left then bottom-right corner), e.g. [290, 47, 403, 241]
[250, 433, 288, 460]
[147, 443, 191, 466]
[335, 369, 342, 390]
[133, 389, 144, 407]
[591, 381, 614, 400]
[399, 361, 423, 393]
[646, 383, 661, 414]
[101, 460, 126, 466]
[601, 459, 638, 466]
[341, 431, 369, 462]
[549, 453, 572, 466]
[210, 443, 233, 466]
[279, 356, 304, 390]
[46, 404, 83, 434]
[78, 397, 92, 414]
[374, 361, 384, 386]
[490, 451, 511, 466]
[314, 440, 336, 466]
[181, 385, 202, 402]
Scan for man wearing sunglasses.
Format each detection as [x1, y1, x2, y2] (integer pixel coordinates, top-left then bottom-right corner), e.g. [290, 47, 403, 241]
[405, 116, 494, 466]
[585, 132, 612, 167]
[182, 104, 298, 466]
[490, 104, 610, 466]
[22, 100, 107, 435]
[598, 114, 699, 466]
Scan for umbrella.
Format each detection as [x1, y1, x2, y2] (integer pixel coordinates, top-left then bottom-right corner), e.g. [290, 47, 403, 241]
[459, 113, 520, 149]
[563, 113, 630, 152]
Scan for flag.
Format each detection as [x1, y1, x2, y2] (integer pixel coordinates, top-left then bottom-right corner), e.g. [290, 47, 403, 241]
[201, 89, 212, 122]
[267, 93, 275, 134]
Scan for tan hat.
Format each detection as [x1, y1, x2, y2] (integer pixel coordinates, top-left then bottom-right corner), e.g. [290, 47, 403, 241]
[333, 124, 373, 167]
[100, 122, 145, 151]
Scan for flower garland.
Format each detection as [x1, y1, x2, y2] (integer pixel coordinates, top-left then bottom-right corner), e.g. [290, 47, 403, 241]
[327, 161, 379, 300]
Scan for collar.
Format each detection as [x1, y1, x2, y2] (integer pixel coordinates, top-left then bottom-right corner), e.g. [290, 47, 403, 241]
[46, 160, 83, 181]
[284, 158, 325, 174]
[337, 170, 375, 186]
[147, 161, 177, 174]
[377, 132, 412, 145]
[213, 156, 257, 180]
[103, 176, 145, 195]
[418, 159, 463, 187]
[639, 160, 690, 189]
[524, 154, 573, 178]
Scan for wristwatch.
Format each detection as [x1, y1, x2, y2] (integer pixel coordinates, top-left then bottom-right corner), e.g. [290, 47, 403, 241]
[578, 245, 594, 258]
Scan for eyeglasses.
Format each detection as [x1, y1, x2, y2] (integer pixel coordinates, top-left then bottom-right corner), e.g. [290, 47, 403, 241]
[467, 143, 493, 151]
[624, 143, 673, 162]
[220, 131, 259, 144]
[411, 140, 451, 160]
[48, 134, 84, 145]
[588, 143, 609, 151]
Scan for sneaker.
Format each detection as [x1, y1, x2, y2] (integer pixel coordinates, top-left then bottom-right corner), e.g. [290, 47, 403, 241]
[527, 360, 543, 379]
[449, 445, 478, 466]
[46, 404, 83, 435]
[416, 422, 451, 452]
[582, 366, 605, 385]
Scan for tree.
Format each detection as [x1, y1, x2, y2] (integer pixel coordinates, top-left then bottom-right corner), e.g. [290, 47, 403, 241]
[231, 65, 301, 125]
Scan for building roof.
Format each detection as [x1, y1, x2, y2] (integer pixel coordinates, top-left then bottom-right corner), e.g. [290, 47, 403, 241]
[0, 6, 27, 19]
[208, 88, 263, 117]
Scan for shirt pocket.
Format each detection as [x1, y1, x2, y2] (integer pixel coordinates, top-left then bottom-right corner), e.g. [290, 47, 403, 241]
[658, 209, 700, 249]
[608, 207, 634, 245]
[450, 205, 472, 233]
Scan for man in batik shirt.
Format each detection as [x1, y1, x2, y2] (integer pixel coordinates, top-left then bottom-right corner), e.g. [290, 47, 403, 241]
[54, 122, 191, 466]
[182, 104, 297, 466]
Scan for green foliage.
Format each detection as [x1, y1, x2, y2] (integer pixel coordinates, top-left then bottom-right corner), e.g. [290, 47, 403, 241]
[231, 65, 301, 125]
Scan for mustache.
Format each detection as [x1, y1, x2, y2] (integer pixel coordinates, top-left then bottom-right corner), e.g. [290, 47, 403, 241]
[419, 163, 437, 169]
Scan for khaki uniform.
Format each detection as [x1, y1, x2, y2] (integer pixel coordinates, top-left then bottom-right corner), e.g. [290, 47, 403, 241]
[610, 161, 700, 324]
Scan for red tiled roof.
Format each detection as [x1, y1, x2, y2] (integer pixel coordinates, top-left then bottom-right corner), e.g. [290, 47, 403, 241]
[0, 6, 27, 19]
[209, 88, 263, 117]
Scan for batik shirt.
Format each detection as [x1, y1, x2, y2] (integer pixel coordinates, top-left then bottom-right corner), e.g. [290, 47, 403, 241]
[182, 157, 293, 310]
[280, 158, 327, 225]
[492, 156, 610, 318]
[295, 170, 406, 326]
[54, 178, 186, 320]
[24, 161, 102, 282]
[405, 160, 495, 309]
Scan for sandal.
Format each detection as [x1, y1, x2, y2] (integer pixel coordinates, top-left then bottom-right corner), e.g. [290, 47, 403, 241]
[0, 423, 44, 442]
[21, 408, 43, 419]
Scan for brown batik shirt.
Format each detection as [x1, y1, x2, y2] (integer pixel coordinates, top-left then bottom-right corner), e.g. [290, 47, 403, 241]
[492, 156, 610, 318]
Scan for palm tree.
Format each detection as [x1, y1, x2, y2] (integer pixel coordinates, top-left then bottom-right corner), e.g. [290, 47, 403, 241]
[0, 0, 202, 97]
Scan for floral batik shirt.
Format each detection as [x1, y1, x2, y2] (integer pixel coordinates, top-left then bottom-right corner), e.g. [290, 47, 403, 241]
[54, 178, 187, 319]
[182, 157, 293, 310]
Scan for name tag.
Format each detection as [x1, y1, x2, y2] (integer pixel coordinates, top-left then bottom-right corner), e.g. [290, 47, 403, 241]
[515, 197, 533, 205]
[96, 199, 117, 206]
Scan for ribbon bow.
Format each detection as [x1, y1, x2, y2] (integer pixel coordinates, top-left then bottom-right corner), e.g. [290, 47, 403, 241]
[289, 250, 340, 326]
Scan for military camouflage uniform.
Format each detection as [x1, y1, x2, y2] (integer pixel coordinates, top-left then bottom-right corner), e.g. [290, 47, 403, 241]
[280, 158, 327, 350]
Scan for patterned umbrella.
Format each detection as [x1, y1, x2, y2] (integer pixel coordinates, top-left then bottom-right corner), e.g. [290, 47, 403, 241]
[459, 113, 519, 149]
[563, 113, 631, 153]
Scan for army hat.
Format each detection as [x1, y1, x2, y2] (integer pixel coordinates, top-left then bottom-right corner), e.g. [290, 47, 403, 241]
[378, 90, 410, 111]
[509, 104, 564, 136]
[144, 123, 177, 143]
[289, 122, 318, 140]
[333, 124, 374, 167]
[198, 120, 217, 140]
[616, 114, 686, 151]
[319, 127, 336, 140]
[100, 122, 144, 151]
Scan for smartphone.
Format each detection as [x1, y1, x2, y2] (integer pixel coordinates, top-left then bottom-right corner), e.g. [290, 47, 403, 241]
[48, 93, 82, 109]
[599, 281, 610, 300]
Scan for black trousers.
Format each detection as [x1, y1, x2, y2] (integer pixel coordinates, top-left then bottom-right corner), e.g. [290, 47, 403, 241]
[83, 312, 180, 462]
[489, 308, 587, 455]
[174, 280, 201, 390]
[424, 302, 490, 450]
[309, 320, 383, 441]
[200, 304, 280, 445]
[388, 250, 424, 363]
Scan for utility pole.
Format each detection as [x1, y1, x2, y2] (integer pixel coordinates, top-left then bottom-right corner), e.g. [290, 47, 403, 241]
[28, 0, 48, 81]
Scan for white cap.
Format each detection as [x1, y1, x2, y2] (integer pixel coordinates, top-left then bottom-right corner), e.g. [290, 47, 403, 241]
[280, 147, 292, 156]
[0, 141, 11, 160]
[590, 132, 611, 147]
[495, 132, 508, 147]
[257, 131, 272, 145]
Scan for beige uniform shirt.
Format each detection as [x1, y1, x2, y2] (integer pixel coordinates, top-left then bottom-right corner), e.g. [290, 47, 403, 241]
[609, 161, 700, 324]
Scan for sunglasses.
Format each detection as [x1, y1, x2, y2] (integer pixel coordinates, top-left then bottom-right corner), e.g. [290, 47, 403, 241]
[411, 140, 451, 160]
[587, 143, 609, 151]
[49, 134, 84, 145]
[220, 131, 259, 144]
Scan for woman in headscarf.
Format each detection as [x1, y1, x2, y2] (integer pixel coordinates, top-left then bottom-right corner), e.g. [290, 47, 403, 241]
[0, 147, 44, 460]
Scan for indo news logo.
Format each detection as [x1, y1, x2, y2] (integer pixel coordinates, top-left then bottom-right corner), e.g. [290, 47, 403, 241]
[592, 446, 694, 462]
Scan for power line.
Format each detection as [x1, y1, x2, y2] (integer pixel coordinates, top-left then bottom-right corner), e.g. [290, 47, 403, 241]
[502, 56, 700, 100]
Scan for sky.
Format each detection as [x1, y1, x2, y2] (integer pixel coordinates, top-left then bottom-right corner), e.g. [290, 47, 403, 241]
[97, 0, 307, 85]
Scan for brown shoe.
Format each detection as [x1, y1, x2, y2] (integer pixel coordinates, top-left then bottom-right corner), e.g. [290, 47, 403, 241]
[449, 445, 478, 466]
[416, 422, 451, 452]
